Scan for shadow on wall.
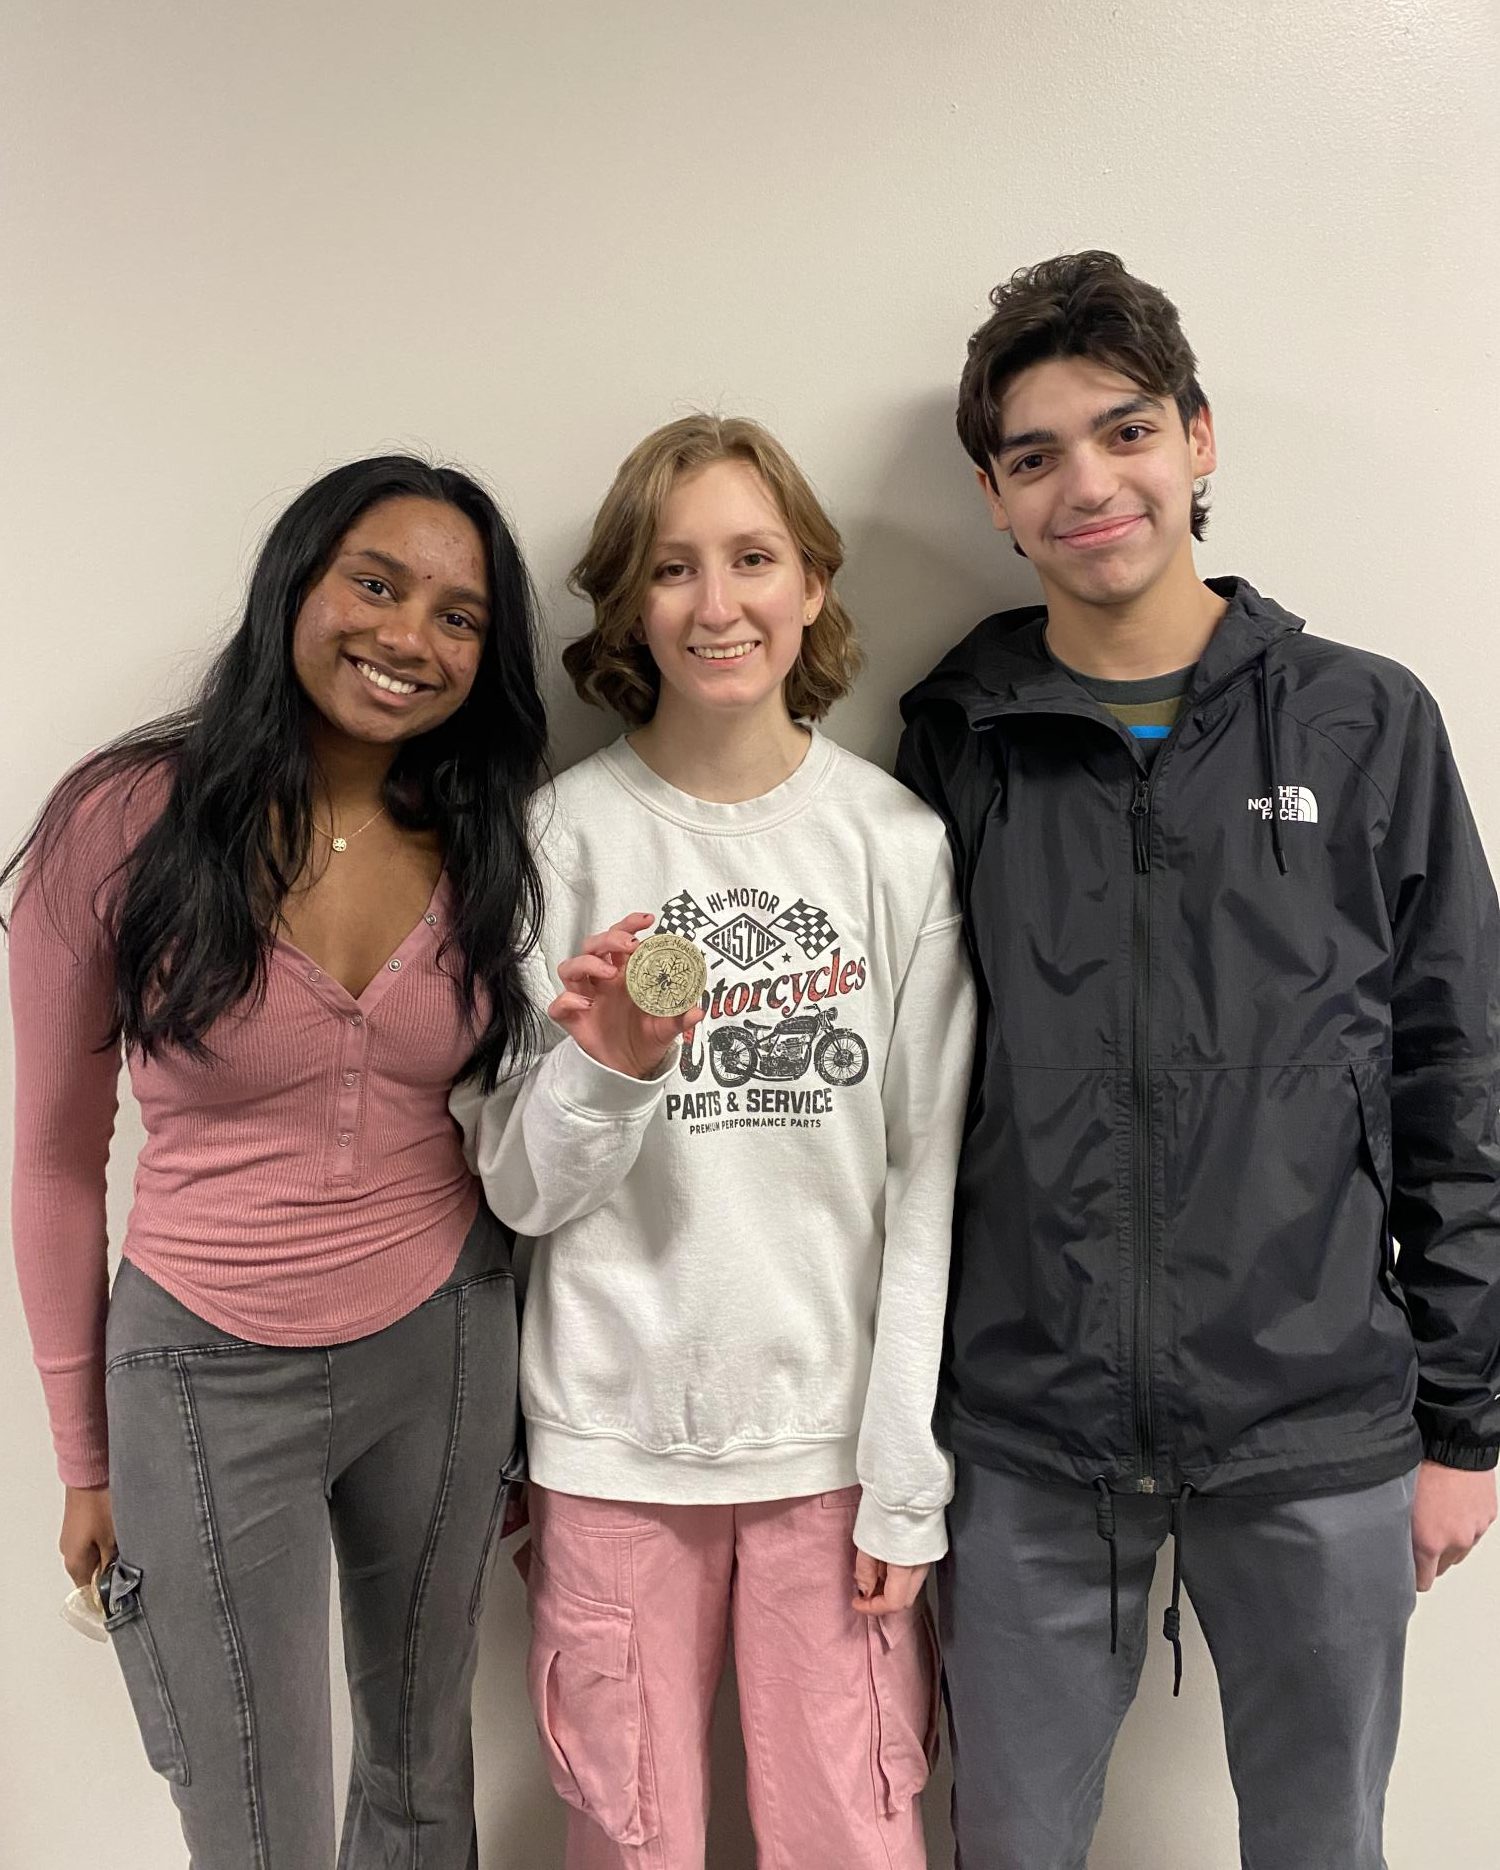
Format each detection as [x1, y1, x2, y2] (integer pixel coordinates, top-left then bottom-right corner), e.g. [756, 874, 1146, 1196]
[833, 389, 1037, 771]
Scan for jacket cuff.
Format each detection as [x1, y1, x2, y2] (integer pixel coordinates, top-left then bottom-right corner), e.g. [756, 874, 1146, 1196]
[1421, 1437, 1500, 1472]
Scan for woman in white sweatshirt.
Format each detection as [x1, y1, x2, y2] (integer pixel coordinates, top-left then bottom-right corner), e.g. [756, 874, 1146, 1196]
[452, 415, 975, 1869]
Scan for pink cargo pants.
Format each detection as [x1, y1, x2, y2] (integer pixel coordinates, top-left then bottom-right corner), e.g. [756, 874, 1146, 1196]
[522, 1483, 939, 1869]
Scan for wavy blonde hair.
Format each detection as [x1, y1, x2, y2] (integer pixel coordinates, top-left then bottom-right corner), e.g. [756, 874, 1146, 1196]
[564, 414, 861, 725]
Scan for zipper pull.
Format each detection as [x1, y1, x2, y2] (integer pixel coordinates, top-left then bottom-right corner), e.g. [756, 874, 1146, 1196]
[1130, 779, 1151, 873]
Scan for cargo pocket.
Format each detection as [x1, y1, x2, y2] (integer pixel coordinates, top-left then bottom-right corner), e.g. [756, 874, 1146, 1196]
[525, 1550, 658, 1845]
[867, 1598, 940, 1816]
[101, 1559, 190, 1786]
[1351, 1059, 1408, 1321]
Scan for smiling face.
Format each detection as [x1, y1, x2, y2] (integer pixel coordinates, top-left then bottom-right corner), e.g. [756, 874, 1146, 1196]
[639, 457, 824, 728]
[979, 356, 1216, 611]
[290, 495, 490, 749]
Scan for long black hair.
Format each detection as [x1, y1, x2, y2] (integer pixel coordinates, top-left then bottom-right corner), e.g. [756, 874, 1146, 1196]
[1, 456, 547, 1089]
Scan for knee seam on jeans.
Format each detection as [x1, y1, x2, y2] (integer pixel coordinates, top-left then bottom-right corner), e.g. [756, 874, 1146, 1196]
[319, 1351, 335, 1501]
[396, 1281, 469, 1867]
[175, 1356, 271, 1870]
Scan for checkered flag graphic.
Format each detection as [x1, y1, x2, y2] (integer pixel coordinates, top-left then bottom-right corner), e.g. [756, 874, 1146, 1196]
[656, 889, 712, 938]
[771, 898, 838, 960]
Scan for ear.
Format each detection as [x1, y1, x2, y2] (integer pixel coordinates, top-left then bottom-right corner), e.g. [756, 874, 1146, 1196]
[1188, 404, 1217, 478]
[802, 565, 826, 628]
[975, 464, 1012, 536]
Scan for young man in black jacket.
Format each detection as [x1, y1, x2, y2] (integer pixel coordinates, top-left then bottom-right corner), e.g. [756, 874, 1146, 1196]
[898, 251, 1500, 1869]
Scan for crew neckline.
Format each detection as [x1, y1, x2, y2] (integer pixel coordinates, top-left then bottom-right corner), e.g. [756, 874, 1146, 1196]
[1049, 650, 1196, 704]
[598, 729, 838, 835]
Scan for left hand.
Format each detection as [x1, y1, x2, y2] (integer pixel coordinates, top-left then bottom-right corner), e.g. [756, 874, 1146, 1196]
[1411, 1458, 1497, 1591]
[852, 1547, 929, 1616]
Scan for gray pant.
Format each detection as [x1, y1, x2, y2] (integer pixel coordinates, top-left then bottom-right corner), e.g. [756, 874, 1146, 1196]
[102, 1204, 522, 1870]
[940, 1461, 1418, 1870]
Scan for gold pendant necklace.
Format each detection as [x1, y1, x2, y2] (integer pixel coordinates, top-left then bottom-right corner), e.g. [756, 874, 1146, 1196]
[315, 806, 385, 853]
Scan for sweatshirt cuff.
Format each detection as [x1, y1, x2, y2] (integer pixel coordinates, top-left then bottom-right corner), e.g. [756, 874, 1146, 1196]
[1421, 1437, 1500, 1472]
[853, 1491, 949, 1568]
[548, 1036, 675, 1119]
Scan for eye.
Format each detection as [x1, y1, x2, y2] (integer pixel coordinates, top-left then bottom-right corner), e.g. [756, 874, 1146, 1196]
[354, 575, 393, 598]
[443, 612, 483, 634]
[1009, 453, 1045, 475]
[653, 561, 690, 581]
[1117, 424, 1152, 443]
[740, 550, 773, 568]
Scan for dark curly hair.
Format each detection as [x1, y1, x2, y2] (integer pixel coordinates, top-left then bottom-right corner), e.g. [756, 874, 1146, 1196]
[957, 250, 1211, 539]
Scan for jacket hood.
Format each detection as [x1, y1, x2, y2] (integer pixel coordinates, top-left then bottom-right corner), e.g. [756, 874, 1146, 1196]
[901, 576, 1307, 726]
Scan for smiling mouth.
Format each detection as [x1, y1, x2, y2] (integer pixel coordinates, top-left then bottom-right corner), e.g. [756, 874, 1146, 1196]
[350, 656, 429, 697]
[689, 643, 759, 662]
[1057, 515, 1147, 549]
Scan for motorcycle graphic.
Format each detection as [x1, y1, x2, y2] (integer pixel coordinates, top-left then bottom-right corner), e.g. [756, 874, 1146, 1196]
[680, 1005, 870, 1089]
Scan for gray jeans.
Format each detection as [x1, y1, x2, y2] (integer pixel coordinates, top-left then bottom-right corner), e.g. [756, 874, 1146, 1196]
[940, 1461, 1418, 1870]
[102, 1203, 522, 1870]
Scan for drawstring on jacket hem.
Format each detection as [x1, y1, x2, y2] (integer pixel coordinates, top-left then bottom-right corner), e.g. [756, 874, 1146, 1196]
[1164, 1484, 1194, 1696]
[1093, 1478, 1119, 1654]
[1094, 1480, 1196, 1693]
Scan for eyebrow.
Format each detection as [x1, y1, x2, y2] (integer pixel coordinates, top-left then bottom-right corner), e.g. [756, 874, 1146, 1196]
[995, 396, 1160, 457]
[344, 547, 489, 613]
[654, 529, 788, 555]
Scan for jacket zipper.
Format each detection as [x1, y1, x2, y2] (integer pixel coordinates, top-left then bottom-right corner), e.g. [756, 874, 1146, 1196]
[1119, 679, 1250, 1491]
[975, 679, 1251, 1493]
[1130, 775, 1157, 1493]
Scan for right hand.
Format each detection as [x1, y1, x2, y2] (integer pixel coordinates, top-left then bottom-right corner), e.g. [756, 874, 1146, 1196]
[61, 1485, 117, 1588]
[549, 913, 704, 1079]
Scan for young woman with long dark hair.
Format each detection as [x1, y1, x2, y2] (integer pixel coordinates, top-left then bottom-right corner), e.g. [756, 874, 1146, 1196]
[6, 456, 560, 1866]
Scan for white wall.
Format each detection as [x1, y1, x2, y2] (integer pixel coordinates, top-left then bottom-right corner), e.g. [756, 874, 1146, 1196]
[3, 2, 1497, 1864]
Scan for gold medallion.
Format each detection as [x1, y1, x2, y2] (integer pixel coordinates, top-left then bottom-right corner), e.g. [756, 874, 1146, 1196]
[624, 932, 708, 1019]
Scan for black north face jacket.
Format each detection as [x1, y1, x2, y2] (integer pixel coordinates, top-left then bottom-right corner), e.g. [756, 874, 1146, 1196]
[898, 577, 1500, 1498]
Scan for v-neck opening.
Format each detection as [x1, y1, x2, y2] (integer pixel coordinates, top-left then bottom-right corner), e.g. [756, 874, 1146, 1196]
[273, 873, 447, 1009]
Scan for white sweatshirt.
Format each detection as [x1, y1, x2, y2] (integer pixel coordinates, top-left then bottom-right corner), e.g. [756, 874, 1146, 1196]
[450, 731, 975, 1564]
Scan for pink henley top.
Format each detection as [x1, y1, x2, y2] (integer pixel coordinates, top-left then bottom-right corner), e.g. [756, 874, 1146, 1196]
[8, 763, 482, 1488]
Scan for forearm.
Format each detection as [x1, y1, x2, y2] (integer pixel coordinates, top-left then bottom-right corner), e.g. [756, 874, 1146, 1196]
[451, 1036, 669, 1236]
[854, 1120, 964, 1566]
[1391, 1060, 1500, 1461]
[856, 914, 975, 1566]
[10, 875, 123, 1487]
[11, 1095, 119, 1486]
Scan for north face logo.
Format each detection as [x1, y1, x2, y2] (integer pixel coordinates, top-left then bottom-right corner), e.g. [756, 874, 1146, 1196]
[1248, 786, 1319, 823]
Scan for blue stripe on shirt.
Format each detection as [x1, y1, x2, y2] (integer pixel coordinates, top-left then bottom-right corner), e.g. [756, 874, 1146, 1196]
[1131, 724, 1171, 740]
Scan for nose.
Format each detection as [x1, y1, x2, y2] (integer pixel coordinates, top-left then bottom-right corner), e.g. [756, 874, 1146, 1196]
[1060, 443, 1121, 513]
[371, 601, 431, 665]
[694, 565, 739, 630]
